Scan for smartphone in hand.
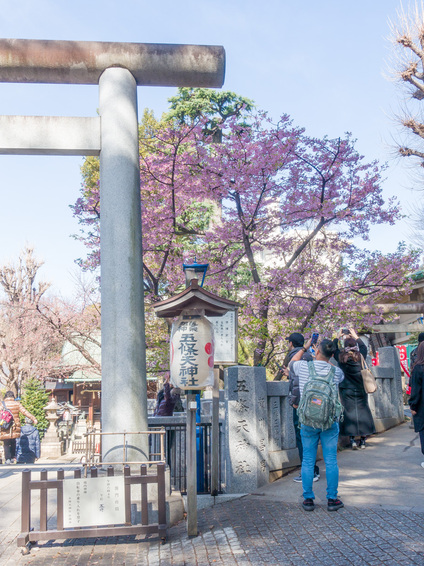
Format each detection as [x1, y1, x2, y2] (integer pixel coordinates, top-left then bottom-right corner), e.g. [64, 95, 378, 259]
[310, 332, 319, 346]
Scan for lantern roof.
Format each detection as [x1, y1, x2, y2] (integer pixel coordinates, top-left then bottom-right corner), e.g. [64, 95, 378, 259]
[153, 279, 241, 318]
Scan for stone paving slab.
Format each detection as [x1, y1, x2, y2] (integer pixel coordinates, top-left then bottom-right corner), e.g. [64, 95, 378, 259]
[1, 419, 424, 565]
[2, 498, 424, 565]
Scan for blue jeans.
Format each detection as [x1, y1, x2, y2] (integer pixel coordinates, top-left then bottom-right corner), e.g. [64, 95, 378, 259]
[293, 408, 319, 476]
[300, 421, 339, 500]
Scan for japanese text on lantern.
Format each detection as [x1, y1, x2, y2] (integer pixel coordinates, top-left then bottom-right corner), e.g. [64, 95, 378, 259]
[178, 321, 199, 386]
[170, 315, 215, 389]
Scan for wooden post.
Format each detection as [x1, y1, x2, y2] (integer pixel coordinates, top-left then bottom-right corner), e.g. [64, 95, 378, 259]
[57, 469, 64, 531]
[140, 464, 148, 526]
[186, 391, 198, 536]
[210, 368, 220, 496]
[40, 470, 48, 531]
[20, 470, 31, 536]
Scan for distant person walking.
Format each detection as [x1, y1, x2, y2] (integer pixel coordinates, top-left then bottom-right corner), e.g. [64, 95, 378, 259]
[333, 328, 375, 449]
[16, 417, 40, 464]
[409, 341, 424, 469]
[0, 391, 37, 465]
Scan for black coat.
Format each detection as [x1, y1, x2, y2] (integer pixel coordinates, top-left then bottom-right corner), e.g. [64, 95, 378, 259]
[410, 364, 424, 432]
[333, 338, 375, 437]
[153, 382, 180, 417]
[16, 424, 40, 463]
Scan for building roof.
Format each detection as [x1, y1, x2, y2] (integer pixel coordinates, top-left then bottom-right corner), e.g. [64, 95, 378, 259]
[153, 279, 241, 318]
[61, 333, 101, 383]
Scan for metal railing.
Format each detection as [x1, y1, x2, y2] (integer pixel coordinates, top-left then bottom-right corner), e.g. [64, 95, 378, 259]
[81, 429, 166, 470]
[149, 419, 223, 494]
[74, 421, 223, 494]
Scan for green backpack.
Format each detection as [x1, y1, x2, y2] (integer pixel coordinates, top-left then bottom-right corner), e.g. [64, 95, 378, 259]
[297, 361, 343, 430]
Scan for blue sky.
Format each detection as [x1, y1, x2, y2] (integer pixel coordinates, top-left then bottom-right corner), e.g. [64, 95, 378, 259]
[0, 0, 418, 297]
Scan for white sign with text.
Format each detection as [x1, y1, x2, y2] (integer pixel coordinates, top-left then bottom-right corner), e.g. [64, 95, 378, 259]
[207, 310, 238, 364]
[63, 475, 125, 528]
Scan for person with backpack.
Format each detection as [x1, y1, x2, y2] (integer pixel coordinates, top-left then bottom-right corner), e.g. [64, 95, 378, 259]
[281, 332, 319, 483]
[0, 391, 37, 465]
[290, 338, 345, 512]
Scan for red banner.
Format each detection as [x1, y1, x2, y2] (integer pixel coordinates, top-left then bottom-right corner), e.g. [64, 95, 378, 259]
[395, 345, 410, 378]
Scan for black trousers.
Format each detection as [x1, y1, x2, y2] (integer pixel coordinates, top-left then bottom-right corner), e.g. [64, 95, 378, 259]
[420, 430, 424, 455]
[3, 439, 16, 461]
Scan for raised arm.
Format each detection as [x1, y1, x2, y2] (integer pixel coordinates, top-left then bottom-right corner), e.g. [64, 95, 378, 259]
[290, 338, 312, 363]
[19, 403, 37, 425]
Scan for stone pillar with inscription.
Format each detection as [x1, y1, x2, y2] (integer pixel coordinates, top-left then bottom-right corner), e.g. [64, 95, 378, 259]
[224, 366, 269, 493]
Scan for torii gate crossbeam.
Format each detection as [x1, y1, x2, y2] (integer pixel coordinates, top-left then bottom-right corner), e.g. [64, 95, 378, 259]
[0, 38, 225, 463]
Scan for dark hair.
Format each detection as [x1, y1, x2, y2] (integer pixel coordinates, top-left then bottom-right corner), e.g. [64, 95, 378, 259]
[339, 337, 361, 364]
[419, 332, 424, 343]
[318, 339, 336, 359]
[286, 332, 304, 348]
[4, 390, 15, 399]
[412, 341, 424, 368]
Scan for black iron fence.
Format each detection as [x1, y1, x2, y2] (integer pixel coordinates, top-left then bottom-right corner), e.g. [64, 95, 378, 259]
[70, 418, 223, 494]
[148, 418, 223, 495]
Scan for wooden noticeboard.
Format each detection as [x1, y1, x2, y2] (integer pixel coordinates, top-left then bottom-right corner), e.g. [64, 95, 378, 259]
[63, 475, 125, 528]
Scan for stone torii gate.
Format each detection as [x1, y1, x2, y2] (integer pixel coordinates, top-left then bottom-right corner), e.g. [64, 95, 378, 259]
[0, 38, 225, 462]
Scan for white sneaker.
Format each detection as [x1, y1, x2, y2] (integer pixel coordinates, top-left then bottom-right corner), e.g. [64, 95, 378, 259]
[421, 462, 424, 469]
[313, 473, 320, 482]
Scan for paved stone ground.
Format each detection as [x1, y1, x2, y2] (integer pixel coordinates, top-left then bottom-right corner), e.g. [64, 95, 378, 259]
[1, 418, 424, 565]
[3, 498, 424, 565]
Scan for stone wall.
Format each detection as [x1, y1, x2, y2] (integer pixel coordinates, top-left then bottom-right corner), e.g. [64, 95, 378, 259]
[222, 347, 405, 493]
[147, 347, 405, 494]
[368, 347, 404, 433]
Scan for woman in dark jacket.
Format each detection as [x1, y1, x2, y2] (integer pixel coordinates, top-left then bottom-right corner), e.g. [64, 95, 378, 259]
[409, 341, 424, 468]
[333, 329, 375, 449]
[153, 377, 181, 417]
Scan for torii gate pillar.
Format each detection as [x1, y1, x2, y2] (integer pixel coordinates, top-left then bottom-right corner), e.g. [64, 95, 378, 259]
[0, 38, 226, 463]
[99, 68, 145, 462]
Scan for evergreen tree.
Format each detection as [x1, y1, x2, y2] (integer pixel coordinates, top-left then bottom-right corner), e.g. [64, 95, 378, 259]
[20, 378, 49, 438]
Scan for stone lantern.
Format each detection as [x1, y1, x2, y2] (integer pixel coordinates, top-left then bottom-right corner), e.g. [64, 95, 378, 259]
[40, 399, 63, 458]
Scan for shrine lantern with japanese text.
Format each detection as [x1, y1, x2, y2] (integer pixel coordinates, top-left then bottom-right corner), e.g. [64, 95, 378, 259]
[153, 279, 241, 390]
[170, 314, 215, 390]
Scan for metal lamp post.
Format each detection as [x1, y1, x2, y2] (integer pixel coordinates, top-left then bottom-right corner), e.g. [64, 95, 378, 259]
[153, 271, 240, 536]
[183, 259, 209, 288]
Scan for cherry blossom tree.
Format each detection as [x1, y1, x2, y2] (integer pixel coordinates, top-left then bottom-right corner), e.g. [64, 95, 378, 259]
[0, 248, 101, 394]
[0, 247, 60, 394]
[72, 99, 418, 375]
